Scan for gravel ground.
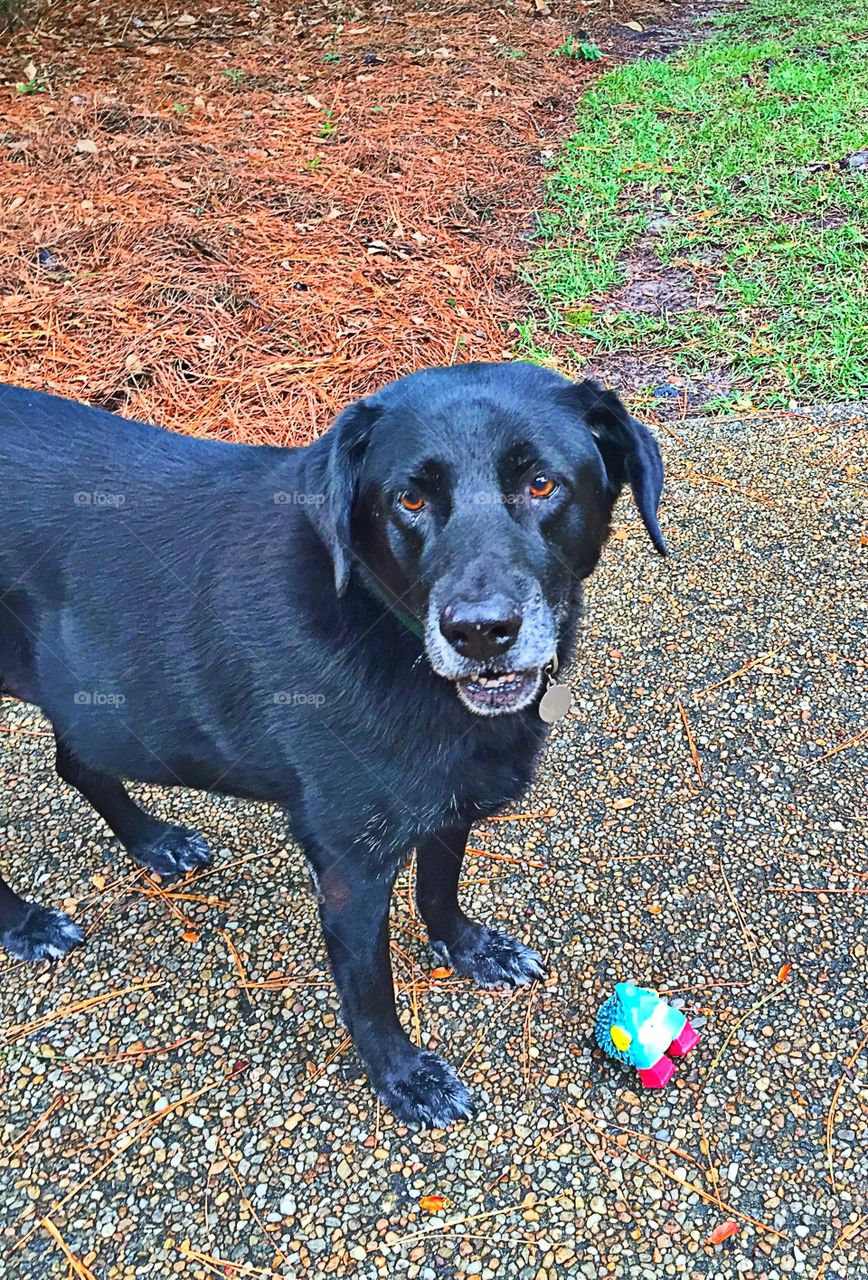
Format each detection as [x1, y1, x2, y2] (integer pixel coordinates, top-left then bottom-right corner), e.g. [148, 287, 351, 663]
[1, 402, 865, 1279]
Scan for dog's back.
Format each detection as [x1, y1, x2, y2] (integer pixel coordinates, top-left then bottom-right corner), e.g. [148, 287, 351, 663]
[0, 385, 306, 778]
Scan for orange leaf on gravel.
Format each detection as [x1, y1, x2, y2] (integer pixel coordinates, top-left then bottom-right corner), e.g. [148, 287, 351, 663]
[419, 1195, 446, 1213]
[776, 963, 792, 982]
[430, 967, 452, 979]
[707, 1220, 739, 1245]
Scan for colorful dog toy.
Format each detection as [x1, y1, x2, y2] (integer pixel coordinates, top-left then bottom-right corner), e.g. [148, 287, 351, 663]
[595, 981, 700, 1088]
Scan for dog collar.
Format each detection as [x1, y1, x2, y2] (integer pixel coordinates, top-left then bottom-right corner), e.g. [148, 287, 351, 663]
[361, 575, 426, 641]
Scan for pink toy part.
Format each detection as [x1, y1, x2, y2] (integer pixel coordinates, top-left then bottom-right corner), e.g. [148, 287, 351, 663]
[637, 1056, 676, 1089]
[667, 1020, 700, 1057]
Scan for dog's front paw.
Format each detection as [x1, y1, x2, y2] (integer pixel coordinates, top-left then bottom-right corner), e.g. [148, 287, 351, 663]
[0, 904, 84, 962]
[373, 1050, 474, 1128]
[131, 827, 212, 882]
[433, 925, 547, 989]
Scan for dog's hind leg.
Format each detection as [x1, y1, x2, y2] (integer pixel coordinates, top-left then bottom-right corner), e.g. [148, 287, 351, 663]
[54, 737, 212, 882]
[415, 825, 547, 989]
[0, 873, 84, 962]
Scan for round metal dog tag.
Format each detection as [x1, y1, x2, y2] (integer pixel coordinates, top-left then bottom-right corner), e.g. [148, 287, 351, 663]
[539, 682, 572, 724]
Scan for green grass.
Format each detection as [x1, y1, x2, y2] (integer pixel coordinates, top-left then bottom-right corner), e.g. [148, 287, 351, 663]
[526, 0, 868, 405]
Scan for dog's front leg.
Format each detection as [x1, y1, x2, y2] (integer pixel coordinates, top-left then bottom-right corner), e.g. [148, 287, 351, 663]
[309, 852, 473, 1128]
[416, 826, 547, 988]
[0, 872, 83, 962]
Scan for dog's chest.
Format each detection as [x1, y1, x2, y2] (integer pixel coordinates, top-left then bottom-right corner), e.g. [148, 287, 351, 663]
[370, 718, 546, 852]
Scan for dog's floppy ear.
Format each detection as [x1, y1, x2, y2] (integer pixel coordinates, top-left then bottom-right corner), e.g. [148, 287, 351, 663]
[563, 379, 667, 555]
[302, 397, 380, 594]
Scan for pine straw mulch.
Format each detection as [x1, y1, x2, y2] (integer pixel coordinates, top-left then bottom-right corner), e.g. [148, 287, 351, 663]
[1, 0, 674, 445]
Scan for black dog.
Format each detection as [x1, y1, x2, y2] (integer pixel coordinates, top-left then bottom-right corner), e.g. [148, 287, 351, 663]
[0, 362, 664, 1125]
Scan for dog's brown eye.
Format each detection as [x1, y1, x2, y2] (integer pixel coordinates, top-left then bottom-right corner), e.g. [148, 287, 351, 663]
[399, 491, 425, 513]
[529, 476, 557, 500]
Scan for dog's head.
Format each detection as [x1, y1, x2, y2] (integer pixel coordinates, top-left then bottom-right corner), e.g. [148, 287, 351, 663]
[302, 362, 665, 716]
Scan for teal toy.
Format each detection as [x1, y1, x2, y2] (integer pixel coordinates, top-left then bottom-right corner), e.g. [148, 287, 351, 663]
[595, 981, 700, 1087]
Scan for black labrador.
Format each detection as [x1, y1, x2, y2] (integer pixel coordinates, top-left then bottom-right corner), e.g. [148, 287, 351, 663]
[0, 361, 665, 1126]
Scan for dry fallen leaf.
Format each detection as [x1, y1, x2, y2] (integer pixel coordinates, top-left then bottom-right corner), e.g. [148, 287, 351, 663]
[75, 139, 98, 155]
[648, 904, 662, 915]
[624, 20, 644, 30]
[611, 797, 635, 810]
[419, 1195, 447, 1213]
[430, 967, 452, 979]
[776, 962, 792, 982]
[707, 1220, 740, 1245]
[181, 929, 200, 943]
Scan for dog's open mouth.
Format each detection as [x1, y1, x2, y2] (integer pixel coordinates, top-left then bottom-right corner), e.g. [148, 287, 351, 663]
[455, 668, 542, 715]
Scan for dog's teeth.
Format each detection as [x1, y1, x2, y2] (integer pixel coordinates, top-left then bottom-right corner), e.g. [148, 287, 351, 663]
[474, 671, 518, 689]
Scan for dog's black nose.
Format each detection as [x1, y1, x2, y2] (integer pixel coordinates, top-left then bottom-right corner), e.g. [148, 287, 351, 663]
[439, 599, 522, 662]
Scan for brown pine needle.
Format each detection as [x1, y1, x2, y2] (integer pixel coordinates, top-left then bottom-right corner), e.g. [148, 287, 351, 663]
[692, 645, 786, 698]
[808, 727, 867, 765]
[684, 468, 777, 507]
[143, 877, 197, 930]
[488, 808, 556, 822]
[0, 724, 54, 737]
[2, 981, 162, 1048]
[307, 1035, 353, 1083]
[699, 988, 785, 1095]
[130, 887, 231, 909]
[693, 987, 786, 1200]
[459, 983, 527, 1072]
[769, 886, 868, 895]
[578, 1131, 643, 1229]
[61, 1034, 194, 1066]
[188, 849, 281, 885]
[521, 981, 540, 1088]
[570, 1107, 785, 1239]
[9, 1063, 250, 1256]
[41, 1217, 97, 1280]
[719, 856, 757, 964]
[825, 1023, 868, 1193]
[383, 1190, 573, 1249]
[677, 700, 703, 785]
[177, 1243, 286, 1278]
[815, 1214, 868, 1280]
[221, 929, 255, 1006]
[67, 1062, 251, 1160]
[616, 1142, 785, 1239]
[9, 1096, 67, 1157]
[218, 1138, 286, 1266]
[466, 846, 546, 870]
[242, 972, 332, 991]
